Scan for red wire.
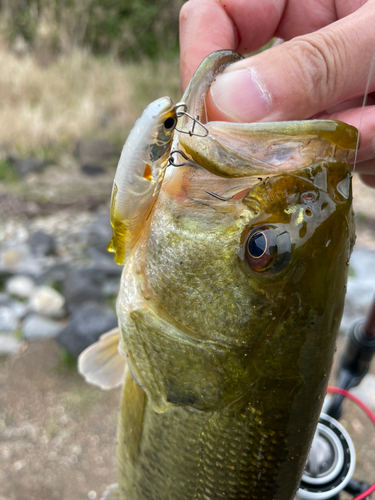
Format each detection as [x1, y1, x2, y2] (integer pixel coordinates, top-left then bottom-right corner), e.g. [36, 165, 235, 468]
[327, 386, 375, 425]
[327, 386, 375, 500]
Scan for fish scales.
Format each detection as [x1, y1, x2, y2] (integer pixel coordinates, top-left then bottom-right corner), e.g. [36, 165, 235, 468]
[118, 374, 290, 500]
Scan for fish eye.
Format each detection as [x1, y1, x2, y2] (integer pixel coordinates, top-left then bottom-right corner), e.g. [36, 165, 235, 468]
[248, 231, 267, 259]
[245, 225, 291, 273]
[163, 116, 176, 131]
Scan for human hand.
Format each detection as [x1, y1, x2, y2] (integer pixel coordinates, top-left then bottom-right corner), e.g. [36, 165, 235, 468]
[180, 0, 375, 187]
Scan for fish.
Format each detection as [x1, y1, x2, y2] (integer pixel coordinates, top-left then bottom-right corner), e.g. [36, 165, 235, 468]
[107, 96, 178, 265]
[79, 51, 358, 500]
[179, 118, 359, 178]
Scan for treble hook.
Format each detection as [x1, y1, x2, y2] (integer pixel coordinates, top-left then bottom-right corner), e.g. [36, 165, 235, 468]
[204, 190, 234, 202]
[175, 102, 209, 138]
[168, 149, 192, 167]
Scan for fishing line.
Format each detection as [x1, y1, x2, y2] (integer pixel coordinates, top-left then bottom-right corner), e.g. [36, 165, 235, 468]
[326, 386, 375, 500]
[203, 93, 208, 124]
[353, 45, 375, 172]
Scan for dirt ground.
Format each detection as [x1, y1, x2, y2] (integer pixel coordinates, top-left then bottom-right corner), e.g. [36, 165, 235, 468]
[0, 340, 119, 500]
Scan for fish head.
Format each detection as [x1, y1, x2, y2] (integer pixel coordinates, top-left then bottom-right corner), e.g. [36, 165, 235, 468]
[118, 152, 354, 413]
[117, 50, 357, 413]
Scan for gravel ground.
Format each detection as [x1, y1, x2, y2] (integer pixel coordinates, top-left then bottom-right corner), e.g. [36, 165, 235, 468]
[0, 173, 375, 500]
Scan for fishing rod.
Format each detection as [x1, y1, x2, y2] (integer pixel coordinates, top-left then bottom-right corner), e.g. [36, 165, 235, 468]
[326, 295, 375, 421]
[298, 295, 375, 500]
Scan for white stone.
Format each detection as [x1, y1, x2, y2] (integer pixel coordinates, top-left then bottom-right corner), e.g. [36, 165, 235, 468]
[0, 244, 41, 275]
[6, 275, 35, 299]
[0, 335, 22, 355]
[23, 314, 63, 340]
[29, 286, 65, 319]
[0, 307, 18, 332]
[8, 300, 28, 319]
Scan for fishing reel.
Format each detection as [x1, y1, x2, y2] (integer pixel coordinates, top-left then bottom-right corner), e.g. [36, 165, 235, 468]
[298, 299, 375, 500]
[297, 413, 356, 500]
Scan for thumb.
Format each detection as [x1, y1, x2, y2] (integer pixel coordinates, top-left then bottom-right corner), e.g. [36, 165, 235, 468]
[207, 5, 375, 122]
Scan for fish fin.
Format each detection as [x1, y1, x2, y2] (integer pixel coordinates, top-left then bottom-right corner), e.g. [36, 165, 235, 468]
[100, 483, 119, 500]
[78, 328, 126, 390]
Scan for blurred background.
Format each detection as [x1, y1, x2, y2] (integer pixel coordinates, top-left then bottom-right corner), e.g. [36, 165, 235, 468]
[0, 2, 374, 500]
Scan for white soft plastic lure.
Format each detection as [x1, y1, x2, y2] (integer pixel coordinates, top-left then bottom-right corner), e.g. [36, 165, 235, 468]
[107, 97, 177, 265]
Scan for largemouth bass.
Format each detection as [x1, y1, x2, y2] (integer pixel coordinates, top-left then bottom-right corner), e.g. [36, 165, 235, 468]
[80, 51, 358, 500]
[107, 97, 177, 265]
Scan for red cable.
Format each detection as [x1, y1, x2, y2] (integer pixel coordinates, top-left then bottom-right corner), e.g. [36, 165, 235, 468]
[327, 386, 375, 500]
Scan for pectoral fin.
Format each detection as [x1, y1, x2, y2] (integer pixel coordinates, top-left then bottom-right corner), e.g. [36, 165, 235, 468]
[100, 483, 119, 500]
[78, 328, 126, 390]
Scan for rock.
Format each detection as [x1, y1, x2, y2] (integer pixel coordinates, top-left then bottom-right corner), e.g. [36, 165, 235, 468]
[29, 286, 65, 319]
[57, 302, 117, 357]
[37, 263, 69, 286]
[0, 191, 29, 217]
[81, 164, 106, 176]
[0, 244, 41, 276]
[23, 314, 63, 340]
[0, 307, 18, 332]
[28, 230, 57, 256]
[63, 268, 104, 313]
[0, 335, 22, 356]
[102, 278, 121, 297]
[76, 139, 119, 168]
[0, 295, 27, 318]
[7, 155, 44, 178]
[7, 300, 28, 320]
[6, 275, 36, 299]
[0, 293, 9, 305]
[82, 216, 112, 256]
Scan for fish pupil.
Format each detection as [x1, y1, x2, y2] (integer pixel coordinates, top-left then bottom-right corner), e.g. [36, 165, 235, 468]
[164, 117, 176, 130]
[248, 232, 267, 258]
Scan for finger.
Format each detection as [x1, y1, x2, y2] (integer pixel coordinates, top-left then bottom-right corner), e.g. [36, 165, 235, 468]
[179, 0, 284, 90]
[356, 159, 375, 175]
[205, 2, 375, 123]
[359, 172, 375, 188]
[315, 105, 375, 163]
[179, 0, 369, 92]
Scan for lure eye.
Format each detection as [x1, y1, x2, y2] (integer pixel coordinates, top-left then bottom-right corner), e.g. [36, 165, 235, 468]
[163, 116, 176, 131]
[245, 225, 291, 273]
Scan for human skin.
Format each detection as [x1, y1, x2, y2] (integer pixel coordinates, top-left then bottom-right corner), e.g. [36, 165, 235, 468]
[179, 0, 375, 187]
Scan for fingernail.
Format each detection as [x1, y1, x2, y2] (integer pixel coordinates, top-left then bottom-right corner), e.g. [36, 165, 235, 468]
[210, 68, 272, 122]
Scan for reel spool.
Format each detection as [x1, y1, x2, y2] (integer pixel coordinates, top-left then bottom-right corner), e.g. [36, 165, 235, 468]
[298, 413, 356, 500]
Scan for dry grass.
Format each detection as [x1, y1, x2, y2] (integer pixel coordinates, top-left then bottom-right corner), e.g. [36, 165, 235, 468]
[0, 46, 181, 158]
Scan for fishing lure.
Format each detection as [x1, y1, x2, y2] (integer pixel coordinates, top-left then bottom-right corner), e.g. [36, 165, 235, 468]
[107, 97, 178, 265]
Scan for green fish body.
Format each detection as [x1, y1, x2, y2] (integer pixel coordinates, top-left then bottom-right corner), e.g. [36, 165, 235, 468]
[81, 52, 358, 500]
[115, 147, 355, 500]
